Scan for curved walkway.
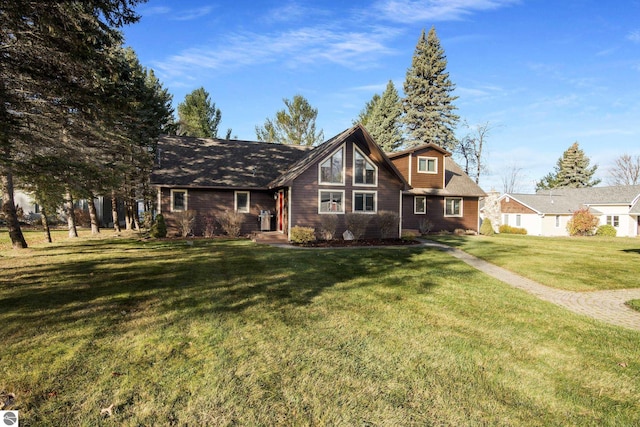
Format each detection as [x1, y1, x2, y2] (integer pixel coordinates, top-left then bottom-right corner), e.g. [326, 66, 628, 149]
[420, 240, 640, 331]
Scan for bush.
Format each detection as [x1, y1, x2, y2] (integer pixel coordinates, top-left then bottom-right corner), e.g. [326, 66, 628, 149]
[217, 210, 243, 238]
[499, 224, 527, 235]
[595, 224, 617, 237]
[567, 208, 598, 236]
[480, 218, 495, 236]
[290, 226, 316, 244]
[401, 230, 417, 240]
[74, 208, 91, 227]
[319, 214, 338, 240]
[203, 212, 217, 238]
[175, 210, 197, 237]
[377, 211, 399, 239]
[345, 213, 371, 240]
[418, 218, 434, 235]
[150, 214, 167, 238]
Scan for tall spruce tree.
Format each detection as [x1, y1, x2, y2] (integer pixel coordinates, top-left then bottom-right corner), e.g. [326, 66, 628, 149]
[402, 27, 459, 150]
[536, 142, 600, 190]
[367, 81, 403, 152]
[255, 95, 324, 146]
[177, 87, 221, 138]
[353, 94, 381, 127]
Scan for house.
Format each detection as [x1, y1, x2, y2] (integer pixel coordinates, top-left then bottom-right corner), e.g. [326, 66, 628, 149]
[387, 144, 486, 234]
[151, 124, 485, 239]
[494, 185, 640, 237]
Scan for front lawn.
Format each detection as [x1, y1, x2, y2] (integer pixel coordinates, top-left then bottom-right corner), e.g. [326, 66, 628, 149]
[1, 234, 639, 425]
[428, 234, 640, 291]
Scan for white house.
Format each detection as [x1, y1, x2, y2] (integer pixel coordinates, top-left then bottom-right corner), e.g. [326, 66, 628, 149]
[493, 185, 640, 237]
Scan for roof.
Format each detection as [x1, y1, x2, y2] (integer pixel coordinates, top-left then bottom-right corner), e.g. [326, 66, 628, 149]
[387, 143, 451, 159]
[404, 158, 486, 197]
[151, 136, 312, 189]
[503, 185, 640, 214]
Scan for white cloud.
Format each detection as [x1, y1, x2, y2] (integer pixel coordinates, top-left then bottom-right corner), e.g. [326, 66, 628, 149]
[372, 0, 519, 24]
[627, 29, 640, 43]
[172, 6, 215, 21]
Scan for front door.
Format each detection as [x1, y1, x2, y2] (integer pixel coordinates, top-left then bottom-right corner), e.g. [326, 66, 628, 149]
[276, 190, 285, 232]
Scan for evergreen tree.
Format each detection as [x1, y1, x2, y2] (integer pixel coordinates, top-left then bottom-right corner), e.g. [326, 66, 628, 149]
[255, 95, 324, 146]
[536, 142, 600, 190]
[402, 27, 459, 150]
[177, 87, 221, 138]
[367, 81, 403, 152]
[353, 94, 380, 127]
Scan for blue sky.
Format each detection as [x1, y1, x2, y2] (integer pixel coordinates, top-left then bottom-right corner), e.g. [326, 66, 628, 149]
[122, 0, 640, 192]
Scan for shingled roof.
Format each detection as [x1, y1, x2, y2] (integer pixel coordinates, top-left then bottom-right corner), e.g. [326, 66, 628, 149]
[151, 136, 312, 189]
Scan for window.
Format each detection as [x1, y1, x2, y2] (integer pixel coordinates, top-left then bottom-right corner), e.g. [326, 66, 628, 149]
[353, 191, 376, 213]
[414, 196, 426, 214]
[353, 148, 377, 186]
[555, 215, 560, 227]
[319, 190, 344, 213]
[503, 214, 509, 225]
[171, 189, 187, 211]
[235, 191, 250, 213]
[444, 197, 462, 217]
[417, 156, 437, 174]
[320, 147, 344, 184]
[606, 215, 620, 227]
[516, 214, 521, 227]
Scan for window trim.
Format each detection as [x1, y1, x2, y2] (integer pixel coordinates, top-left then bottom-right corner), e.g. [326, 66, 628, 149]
[235, 191, 250, 213]
[170, 189, 188, 212]
[555, 215, 560, 228]
[318, 189, 345, 214]
[352, 146, 378, 187]
[606, 215, 620, 227]
[417, 156, 438, 174]
[318, 145, 345, 186]
[414, 196, 427, 214]
[352, 190, 377, 214]
[444, 197, 463, 217]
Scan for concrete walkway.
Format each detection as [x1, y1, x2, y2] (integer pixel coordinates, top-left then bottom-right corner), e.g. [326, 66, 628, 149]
[420, 240, 640, 331]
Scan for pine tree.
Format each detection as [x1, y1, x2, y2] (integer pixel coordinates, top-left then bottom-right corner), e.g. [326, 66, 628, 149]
[402, 27, 459, 150]
[536, 142, 600, 190]
[177, 87, 222, 138]
[353, 94, 380, 127]
[367, 81, 403, 152]
[255, 95, 324, 146]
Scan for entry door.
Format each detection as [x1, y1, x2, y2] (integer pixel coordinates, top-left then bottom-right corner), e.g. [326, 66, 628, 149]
[276, 190, 285, 232]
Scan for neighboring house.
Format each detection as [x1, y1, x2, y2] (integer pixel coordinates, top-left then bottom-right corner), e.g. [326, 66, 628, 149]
[496, 185, 640, 237]
[387, 144, 486, 234]
[151, 124, 485, 239]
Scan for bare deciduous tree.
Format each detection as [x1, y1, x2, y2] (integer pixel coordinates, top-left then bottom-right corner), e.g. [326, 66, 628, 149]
[607, 154, 640, 186]
[502, 163, 524, 194]
[456, 121, 494, 184]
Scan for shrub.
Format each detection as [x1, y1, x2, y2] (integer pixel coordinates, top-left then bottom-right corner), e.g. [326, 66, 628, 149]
[377, 211, 399, 239]
[595, 224, 617, 237]
[319, 214, 338, 240]
[401, 230, 417, 240]
[74, 208, 91, 227]
[418, 218, 434, 235]
[175, 210, 197, 237]
[345, 213, 371, 240]
[150, 214, 167, 238]
[142, 211, 154, 230]
[218, 210, 243, 238]
[480, 218, 495, 236]
[454, 228, 466, 236]
[290, 226, 316, 244]
[567, 208, 598, 236]
[203, 212, 217, 238]
[499, 224, 527, 235]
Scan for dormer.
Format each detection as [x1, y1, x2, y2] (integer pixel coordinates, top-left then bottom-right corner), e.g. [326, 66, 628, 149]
[387, 144, 450, 190]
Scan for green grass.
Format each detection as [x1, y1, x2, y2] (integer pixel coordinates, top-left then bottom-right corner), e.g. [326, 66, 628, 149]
[428, 234, 640, 291]
[627, 300, 640, 313]
[1, 231, 639, 425]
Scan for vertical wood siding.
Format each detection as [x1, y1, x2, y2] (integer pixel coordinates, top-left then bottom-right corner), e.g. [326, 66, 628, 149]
[402, 195, 480, 233]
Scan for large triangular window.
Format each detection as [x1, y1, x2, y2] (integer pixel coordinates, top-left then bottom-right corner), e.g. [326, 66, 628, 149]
[353, 147, 377, 186]
[319, 147, 344, 184]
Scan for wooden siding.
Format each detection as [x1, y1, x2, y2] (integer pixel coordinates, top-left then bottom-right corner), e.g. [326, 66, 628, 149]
[403, 195, 480, 233]
[391, 154, 411, 186]
[501, 197, 537, 214]
[391, 147, 445, 189]
[159, 187, 277, 236]
[289, 138, 404, 239]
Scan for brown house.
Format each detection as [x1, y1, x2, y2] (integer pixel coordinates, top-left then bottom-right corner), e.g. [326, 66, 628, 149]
[387, 144, 486, 233]
[151, 125, 484, 239]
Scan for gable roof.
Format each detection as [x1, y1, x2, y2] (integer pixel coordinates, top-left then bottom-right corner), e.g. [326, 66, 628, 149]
[386, 143, 452, 159]
[269, 124, 409, 189]
[151, 136, 312, 189]
[501, 185, 640, 215]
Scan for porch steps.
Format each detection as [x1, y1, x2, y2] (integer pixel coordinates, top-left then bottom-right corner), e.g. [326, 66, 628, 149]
[252, 231, 289, 244]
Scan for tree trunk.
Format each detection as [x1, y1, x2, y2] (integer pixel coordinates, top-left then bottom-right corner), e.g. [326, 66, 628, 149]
[41, 206, 52, 243]
[1, 170, 28, 249]
[88, 195, 100, 234]
[124, 198, 133, 231]
[65, 190, 78, 238]
[111, 190, 121, 232]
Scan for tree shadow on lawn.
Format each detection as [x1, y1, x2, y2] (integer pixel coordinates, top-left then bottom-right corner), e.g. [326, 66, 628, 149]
[0, 240, 465, 338]
[622, 248, 640, 255]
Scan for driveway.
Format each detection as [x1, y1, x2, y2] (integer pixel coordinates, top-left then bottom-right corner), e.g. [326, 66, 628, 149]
[421, 240, 640, 331]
